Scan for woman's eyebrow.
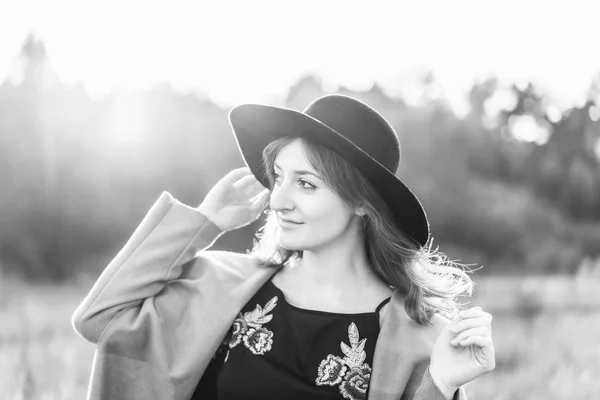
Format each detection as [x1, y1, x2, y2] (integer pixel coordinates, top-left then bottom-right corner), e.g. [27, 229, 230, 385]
[274, 163, 322, 179]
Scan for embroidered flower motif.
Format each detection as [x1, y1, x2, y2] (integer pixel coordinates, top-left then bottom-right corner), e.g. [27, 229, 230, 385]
[340, 323, 367, 368]
[315, 322, 372, 400]
[228, 317, 249, 348]
[243, 326, 274, 355]
[316, 354, 348, 386]
[225, 296, 278, 357]
[339, 365, 371, 400]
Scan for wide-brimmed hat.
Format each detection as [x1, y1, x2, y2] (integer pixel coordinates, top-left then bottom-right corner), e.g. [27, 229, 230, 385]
[228, 94, 430, 247]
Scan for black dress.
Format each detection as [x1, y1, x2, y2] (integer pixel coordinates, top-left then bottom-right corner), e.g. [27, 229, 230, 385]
[192, 278, 390, 400]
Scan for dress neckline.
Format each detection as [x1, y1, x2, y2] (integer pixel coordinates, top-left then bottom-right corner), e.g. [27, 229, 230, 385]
[266, 278, 391, 317]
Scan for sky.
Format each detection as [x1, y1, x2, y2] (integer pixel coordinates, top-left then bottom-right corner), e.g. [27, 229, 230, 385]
[1, 0, 599, 114]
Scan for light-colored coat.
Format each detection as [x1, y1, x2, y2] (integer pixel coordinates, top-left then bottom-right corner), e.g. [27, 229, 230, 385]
[72, 192, 467, 400]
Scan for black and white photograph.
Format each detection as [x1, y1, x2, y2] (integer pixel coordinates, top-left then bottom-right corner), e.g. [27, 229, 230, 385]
[1, 1, 599, 399]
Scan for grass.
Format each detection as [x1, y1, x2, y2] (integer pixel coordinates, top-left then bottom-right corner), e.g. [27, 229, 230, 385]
[0, 278, 95, 400]
[2, 274, 600, 400]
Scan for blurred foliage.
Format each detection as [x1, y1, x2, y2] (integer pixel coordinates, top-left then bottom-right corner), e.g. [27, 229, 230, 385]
[1, 35, 600, 281]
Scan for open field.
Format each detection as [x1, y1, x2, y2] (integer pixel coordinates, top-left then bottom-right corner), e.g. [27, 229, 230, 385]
[1, 275, 600, 400]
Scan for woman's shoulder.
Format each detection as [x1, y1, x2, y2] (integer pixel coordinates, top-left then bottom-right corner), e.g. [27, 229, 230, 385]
[387, 293, 451, 328]
[386, 295, 451, 339]
[378, 296, 452, 361]
[427, 312, 452, 338]
[413, 312, 452, 354]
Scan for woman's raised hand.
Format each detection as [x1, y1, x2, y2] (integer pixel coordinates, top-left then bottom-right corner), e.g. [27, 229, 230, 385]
[197, 167, 270, 232]
[429, 306, 496, 398]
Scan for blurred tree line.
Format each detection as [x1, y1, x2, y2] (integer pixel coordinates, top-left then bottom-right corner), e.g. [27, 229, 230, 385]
[1, 35, 599, 281]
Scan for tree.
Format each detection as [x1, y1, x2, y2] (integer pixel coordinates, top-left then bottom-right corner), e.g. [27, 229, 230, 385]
[18, 33, 52, 87]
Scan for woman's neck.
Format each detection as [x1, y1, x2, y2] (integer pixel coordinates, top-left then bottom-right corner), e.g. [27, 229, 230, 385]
[298, 240, 371, 286]
[283, 223, 384, 294]
[272, 218, 394, 313]
[275, 232, 392, 313]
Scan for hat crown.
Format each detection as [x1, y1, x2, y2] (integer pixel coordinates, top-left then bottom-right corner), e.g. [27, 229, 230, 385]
[303, 95, 400, 172]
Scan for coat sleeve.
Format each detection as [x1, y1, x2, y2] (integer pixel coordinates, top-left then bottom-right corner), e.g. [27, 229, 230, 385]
[413, 367, 467, 400]
[71, 191, 224, 344]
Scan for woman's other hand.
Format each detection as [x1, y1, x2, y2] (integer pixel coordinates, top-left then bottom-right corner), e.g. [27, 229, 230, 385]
[429, 306, 495, 397]
[197, 167, 270, 232]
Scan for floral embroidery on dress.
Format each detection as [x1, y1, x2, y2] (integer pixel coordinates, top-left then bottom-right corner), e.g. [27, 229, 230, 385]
[225, 296, 278, 360]
[243, 327, 274, 355]
[315, 354, 348, 386]
[315, 322, 372, 400]
[339, 364, 371, 400]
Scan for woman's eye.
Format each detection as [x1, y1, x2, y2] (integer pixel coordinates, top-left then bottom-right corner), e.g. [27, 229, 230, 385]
[272, 172, 315, 191]
[298, 179, 316, 191]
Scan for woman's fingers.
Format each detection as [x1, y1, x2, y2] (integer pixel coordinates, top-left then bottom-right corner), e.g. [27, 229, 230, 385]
[453, 307, 492, 328]
[458, 306, 485, 319]
[451, 316, 492, 335]
[224, 167, 252, 184]
[451, 327, 489, 346]
[449, 307, 494, 348]
[249, 189, 270, 219]
[454, 335, 493, 348]
[241, 182, 266, 201]
[251, 189, 270, 209]
[232, 173, 257, 189]
[232, 174, 266, 198]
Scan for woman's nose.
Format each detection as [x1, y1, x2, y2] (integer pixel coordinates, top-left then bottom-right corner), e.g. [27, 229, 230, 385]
[269, 183, 295, 212]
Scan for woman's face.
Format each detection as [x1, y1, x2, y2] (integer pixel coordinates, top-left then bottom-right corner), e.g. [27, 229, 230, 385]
[269, 139, 360, 251]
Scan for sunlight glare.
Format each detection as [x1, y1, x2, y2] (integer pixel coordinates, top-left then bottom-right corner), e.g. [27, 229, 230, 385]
[546, 105, 563, 123]
[485, 88, 518, 119]
[1, 0, 599, 112]
[589, 106, 599, 122]
[106, 92, 149, 149]
[509, 114, 551, 145]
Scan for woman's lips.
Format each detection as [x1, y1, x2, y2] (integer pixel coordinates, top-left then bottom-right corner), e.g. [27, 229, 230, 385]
[277, 218, 303, 228]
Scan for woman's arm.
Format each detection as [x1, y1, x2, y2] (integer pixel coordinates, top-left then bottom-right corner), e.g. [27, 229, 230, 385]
[71, 191, 224, 343]
[72, 167, 269, 344]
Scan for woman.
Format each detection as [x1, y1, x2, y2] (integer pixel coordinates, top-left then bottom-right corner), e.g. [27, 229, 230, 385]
[72, 95, 495, 400]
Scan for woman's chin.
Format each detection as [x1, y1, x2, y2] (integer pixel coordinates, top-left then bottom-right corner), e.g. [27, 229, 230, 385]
[276, 232, 305, 251]
[278, 239, 300, 251]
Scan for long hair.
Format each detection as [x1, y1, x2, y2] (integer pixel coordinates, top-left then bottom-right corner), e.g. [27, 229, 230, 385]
[251, 136, 474, 325]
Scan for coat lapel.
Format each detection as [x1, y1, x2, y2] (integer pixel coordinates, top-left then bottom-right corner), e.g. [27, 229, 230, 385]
[369, 291, 413, 399]
[369, 291, 448, 400]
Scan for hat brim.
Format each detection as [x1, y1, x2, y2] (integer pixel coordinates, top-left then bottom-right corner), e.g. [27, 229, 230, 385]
[228, 104, 430, 246]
